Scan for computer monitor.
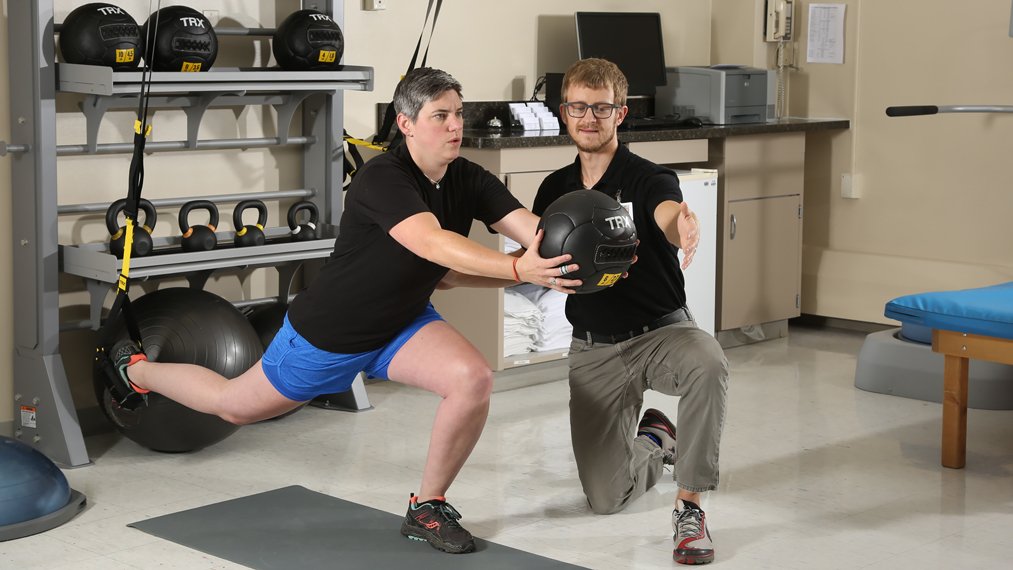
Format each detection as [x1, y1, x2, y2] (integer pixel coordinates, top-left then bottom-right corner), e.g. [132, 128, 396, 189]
[575, 12, 667, 98]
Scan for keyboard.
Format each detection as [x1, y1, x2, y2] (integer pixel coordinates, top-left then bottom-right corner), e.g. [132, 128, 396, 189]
[620, 116, 700, 130]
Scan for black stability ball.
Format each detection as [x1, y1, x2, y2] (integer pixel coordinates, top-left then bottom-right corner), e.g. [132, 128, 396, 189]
[273, 9, 344, 71]
[95, 288, 263, 453]
[537, 190, 638, 294]
[59, 3, 143, 70]
[246, 302, 288, 350]
[142, 5, 218, 72]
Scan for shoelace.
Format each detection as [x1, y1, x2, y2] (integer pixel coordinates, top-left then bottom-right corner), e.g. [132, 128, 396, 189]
[674, 507, 703, 538]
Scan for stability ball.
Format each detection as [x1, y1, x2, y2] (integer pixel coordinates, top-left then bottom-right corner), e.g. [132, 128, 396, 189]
[0, 436, 86, 541]
[245, 301, 289, 349]
[95, 288, 263, 453]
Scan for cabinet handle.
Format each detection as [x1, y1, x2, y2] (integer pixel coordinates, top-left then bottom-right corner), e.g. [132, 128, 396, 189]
[730, 214, 737, 240]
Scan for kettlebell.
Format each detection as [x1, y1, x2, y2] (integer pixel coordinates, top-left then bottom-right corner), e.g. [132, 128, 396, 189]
[179, 200, 219, 252]
[287, 201, 319, 242]
[233, 200, 268, 248]
[106, 198, 158, 258]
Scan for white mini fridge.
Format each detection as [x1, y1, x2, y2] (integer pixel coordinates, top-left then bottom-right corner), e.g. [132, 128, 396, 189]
[674, 169, 718, 336]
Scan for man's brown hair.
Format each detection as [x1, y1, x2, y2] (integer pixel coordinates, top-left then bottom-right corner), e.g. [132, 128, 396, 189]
[561, 58, 629, 107]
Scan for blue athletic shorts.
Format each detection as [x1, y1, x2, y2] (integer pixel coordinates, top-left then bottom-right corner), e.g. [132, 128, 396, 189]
[262, 304, 444, 402]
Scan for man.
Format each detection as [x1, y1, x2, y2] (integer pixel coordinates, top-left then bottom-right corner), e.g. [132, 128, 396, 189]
[532, 58, 729, 565]
[102, 67, 582, 555]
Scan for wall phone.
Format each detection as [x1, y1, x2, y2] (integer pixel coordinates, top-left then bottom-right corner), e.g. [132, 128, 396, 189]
[765, 0, 794, 42]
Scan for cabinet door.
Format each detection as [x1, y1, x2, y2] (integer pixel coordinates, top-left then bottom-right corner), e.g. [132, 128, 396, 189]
[505, 171, 549, 209]
[720, 195, 801, 330]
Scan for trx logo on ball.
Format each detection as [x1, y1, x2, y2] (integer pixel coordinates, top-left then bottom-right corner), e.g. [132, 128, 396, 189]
[97, 6, 125, 15]
[318, 50, 337, 63]
[605, 215, 632, 230]
[179, 16, 207, 28]
[181, 61, 203, 72]
[597, 273, 622, 287]
[116, 48, 135, 63]
[309, 13, 334, 22]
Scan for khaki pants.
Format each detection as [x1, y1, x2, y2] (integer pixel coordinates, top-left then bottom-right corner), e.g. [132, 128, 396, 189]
[567, 320, 728, 514]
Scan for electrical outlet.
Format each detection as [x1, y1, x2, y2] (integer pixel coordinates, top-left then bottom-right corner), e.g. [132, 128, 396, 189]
[202, 10, 220, 26]
[363, 0, 387, 11]
[841, 173, 862, 199]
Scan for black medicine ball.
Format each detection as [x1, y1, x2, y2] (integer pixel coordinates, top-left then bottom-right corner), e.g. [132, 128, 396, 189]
[537, 190, 638, 294]
[59, 3, 143, 70]
[273, 9, 344, 71]
[142, 5, 218, 72]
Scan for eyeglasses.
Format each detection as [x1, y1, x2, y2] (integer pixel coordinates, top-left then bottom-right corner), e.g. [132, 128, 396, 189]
[563, 102, 621, 119]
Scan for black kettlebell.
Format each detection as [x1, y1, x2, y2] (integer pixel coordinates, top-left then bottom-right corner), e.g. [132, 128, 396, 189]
[287, 201, 319, 242]
[179, 200, 219, 252]
[106, 198, 157, 258]
[233, 200, 268, 248]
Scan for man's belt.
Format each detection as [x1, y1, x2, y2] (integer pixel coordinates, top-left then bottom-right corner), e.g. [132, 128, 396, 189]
[572, 307, 692, 344]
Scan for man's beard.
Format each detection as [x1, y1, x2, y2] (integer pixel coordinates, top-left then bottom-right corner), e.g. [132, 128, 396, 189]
[574, 127, 615, 153]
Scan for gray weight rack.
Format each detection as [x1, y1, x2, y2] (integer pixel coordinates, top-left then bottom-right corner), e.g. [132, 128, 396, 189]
[4, 1, 374, 467]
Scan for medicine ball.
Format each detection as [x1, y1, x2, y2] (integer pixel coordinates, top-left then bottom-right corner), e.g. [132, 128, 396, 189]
[537, 190, 637, 294]
[273, 9, 344, 71]
[59, 3, 143, 70]
[94, 288, 262, 453]
[142, 5, 218, 72]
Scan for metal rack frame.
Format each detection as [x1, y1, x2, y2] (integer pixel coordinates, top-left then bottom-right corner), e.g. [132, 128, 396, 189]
[6, 0, 373, 466]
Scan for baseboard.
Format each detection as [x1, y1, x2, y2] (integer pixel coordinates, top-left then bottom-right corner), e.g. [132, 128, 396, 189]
[716, 319, 789, 349]
[793, 314, 893, 334]
[492, 359, 568, 393]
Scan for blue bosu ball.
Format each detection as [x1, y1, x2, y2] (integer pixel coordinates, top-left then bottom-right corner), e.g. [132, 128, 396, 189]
[0, 436, 85, 541]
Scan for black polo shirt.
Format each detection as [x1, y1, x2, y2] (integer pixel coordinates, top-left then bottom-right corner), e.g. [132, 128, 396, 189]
[288, 144, 523, 353]
[533, 144, 686, 335]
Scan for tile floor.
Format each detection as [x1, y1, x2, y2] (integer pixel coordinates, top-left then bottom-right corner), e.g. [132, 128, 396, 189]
[4, 323, 1013, 569]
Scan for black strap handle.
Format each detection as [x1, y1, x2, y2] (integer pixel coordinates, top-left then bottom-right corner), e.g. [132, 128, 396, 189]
[372, 0, 443, 148]
[885, 106, 938, 117]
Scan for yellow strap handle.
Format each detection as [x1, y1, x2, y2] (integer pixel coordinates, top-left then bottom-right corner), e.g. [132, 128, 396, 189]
[117, 218, 135, 292]
[344, 135, 387, 152]
[133, 120, 152, 137]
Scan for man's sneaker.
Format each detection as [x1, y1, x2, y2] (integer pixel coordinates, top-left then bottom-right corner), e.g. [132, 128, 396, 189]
[400, 493, 476, 554]
[672, 499, 714, 565]
[97, 340, 150, 409]
[638, 408, 677, 464]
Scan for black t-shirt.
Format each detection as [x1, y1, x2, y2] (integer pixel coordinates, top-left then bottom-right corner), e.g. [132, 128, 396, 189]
[288, 144, 523, 353]
[533, 144, 686, 334]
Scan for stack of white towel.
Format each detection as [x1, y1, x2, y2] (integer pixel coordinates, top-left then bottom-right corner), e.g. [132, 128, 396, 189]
[503, 289, 542, 356]
[504, 284, 573, 357]
[501, 236, 573, 357]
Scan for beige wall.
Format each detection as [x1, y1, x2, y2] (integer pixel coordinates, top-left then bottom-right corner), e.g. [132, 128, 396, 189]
[341, 0, 712, 136]
[790, 0, 1013, 322]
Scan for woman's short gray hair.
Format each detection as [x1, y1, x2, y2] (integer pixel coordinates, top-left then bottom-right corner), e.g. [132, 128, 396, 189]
[393, 68, 463, 121]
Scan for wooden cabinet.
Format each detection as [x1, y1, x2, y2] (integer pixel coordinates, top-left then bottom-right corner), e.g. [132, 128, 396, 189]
[712, 132, 805, 331]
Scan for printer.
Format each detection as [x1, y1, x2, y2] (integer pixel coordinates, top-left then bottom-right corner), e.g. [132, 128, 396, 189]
[655, 65, 775, 125]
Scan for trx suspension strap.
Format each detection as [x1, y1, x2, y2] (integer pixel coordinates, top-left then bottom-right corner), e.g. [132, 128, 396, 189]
[372, 0, 443, 150]
[95, 2, 162, 410]
[340, 0, 444, 186]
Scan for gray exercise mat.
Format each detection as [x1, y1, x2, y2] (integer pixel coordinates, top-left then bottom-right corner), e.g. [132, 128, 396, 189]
[129, 485, 586, 569]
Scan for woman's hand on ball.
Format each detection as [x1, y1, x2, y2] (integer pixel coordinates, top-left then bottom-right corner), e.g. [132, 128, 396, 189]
[517, 230, 582, 293]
